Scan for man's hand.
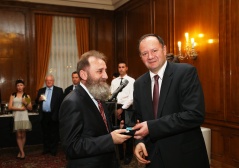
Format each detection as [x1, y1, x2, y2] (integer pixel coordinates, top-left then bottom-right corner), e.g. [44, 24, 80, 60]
[133, 121, 149, 139]
[116, 108, 123, 120]
[119, 120, 124, 129]
[134, 142, 150, 165]
[110, 129, 131, 144]
[39, 94, 46, 102]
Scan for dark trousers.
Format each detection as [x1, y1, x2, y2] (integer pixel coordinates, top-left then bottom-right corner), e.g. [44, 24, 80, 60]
[41, 112, 59, 154]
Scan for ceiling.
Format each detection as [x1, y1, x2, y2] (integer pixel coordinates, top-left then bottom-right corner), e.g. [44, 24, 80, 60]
[15, 0, 130, 10]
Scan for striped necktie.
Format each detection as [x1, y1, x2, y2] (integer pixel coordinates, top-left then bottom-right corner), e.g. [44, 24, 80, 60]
[96, 100, 109, 132]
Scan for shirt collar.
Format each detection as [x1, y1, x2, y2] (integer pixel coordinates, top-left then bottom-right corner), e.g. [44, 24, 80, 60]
[47, 86, 53, 90]
[117, 74, 128, 79]
[80, 82, 98, 106]
[80, 82, 94, 100]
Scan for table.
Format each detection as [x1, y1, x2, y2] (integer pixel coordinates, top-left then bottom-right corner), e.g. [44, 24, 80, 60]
[0, 113, 42, 148]
[201, 127, 211, 163]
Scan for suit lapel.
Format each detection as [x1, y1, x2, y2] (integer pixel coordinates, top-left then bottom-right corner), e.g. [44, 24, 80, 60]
[76, 85, 109, 133]
[50, 86, 56, 109]
[158, 63, 173, 117]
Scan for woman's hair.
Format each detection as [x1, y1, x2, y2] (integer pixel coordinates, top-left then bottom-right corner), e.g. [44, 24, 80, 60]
[12, 79, 28, 97]
[12, 92, 28, 98]
[15, 79, 24, 85]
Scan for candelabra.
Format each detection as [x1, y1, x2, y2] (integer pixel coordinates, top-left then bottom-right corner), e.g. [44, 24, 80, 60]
[177, 33, 198, 60]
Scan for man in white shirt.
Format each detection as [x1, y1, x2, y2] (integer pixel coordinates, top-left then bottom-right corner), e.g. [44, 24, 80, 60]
[110, 61, 135, 165]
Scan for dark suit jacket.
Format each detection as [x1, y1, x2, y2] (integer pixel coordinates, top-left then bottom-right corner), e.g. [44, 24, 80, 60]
[134, 62, 210, 168]
[59, 85, 117, 168]
[35, 86, 63, 121]
[64, 85, 74, 98]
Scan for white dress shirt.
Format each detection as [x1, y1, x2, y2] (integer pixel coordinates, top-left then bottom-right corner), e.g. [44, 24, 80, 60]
[110, 74, 135, 109]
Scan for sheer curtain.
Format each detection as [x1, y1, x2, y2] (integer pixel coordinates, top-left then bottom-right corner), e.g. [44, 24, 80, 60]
[47, 16, 79, 90]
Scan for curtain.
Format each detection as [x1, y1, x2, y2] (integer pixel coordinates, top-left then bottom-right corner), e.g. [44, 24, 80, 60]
[47, 16, 79, 89]
[75, 17, 90, 58]
[35, 14, 53, 92]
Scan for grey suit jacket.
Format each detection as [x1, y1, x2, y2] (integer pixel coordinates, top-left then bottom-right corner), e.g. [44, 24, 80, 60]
[134, 62, 210, 168]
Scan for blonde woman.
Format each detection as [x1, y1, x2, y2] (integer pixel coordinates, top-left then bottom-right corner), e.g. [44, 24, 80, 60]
[8, 79, 32, 159]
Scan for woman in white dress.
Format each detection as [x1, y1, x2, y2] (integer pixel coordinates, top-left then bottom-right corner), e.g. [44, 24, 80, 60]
[8, 79, 32, 159]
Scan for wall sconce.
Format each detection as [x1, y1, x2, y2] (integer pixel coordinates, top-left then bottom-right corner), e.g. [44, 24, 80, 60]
[177, 32, 198, 60]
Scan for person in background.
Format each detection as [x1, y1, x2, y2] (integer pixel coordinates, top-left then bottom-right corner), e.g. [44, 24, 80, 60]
[35, 74, 63, 156]
[110, 61, 135, 165]
[63, 71, 80, 98]
[8, 79, 32, 159]
[166, 53, 180, 63]
[59, 50, 131, 168]
[133, 34, 210, 168]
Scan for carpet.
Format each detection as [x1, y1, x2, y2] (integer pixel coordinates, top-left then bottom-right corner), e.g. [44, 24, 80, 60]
[0, 144, 66, 168]
[0, 144, 142, 168]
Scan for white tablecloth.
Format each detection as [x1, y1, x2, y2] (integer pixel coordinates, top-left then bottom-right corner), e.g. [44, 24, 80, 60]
[201, 127, 211, 163]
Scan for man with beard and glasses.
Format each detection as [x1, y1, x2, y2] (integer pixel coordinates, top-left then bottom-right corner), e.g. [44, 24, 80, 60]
[59, 50, 131, 168]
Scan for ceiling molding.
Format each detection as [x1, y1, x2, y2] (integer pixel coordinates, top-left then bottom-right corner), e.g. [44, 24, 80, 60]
[15, 0, 130, 10]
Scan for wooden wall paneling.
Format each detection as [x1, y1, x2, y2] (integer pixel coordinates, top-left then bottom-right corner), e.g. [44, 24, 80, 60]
[154, 0, 170, 51]
[0, 8, 29, 102]
[125, 0, 152, 79]
[28, 10, 38, 99]
[94, 13, 114, 83]
[114, 12, 126, 69]
[229, 132, 239, 167]
[173, 0, 223, 120]
[227, 0, 239, 123]
[204, 123, 239, 168]
[210, 126, 226, 162]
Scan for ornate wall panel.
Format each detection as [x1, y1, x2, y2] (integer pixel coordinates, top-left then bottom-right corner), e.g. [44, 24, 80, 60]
[227, 0, 239, 123]
[173, 0, 223, 120]
[94, 15, 114, 82]
[125, 0, 152, 79]
[0, 9, 29, 102]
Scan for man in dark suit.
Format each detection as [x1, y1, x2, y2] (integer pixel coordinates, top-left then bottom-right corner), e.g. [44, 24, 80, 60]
[59, 50, 131, 168]
[133, 34, 210, 168]
[35, 74, 63, 156]
[63, 71, 80, 98]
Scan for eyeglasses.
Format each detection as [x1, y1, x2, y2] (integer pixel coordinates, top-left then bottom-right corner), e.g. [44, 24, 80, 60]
[140, 49, 160, 58]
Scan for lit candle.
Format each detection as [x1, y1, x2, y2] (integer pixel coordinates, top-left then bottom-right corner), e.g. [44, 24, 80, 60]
[185, 32, 189, 43]
[178, 41, 181, 52]
[191, 38, 194, 48]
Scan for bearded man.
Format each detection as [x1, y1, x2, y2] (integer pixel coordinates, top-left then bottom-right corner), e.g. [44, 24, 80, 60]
[59, 50, 131, 168]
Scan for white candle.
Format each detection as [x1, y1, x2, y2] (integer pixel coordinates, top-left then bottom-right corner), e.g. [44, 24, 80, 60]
[185, 33, 189, 43]
[178, 41, 181, 52]
[191, 38, 194, 48]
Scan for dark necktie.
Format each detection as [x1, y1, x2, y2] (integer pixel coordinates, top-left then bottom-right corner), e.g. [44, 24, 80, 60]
[96, 100, 109, 132]
[153, 75, 159, 119]
[120, 78, 123, 85]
